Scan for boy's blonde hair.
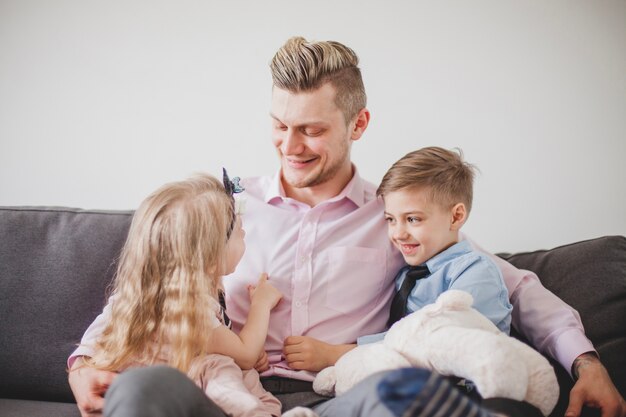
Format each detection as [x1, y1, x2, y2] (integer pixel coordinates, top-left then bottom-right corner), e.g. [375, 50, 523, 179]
[377, 147, 477, 214]
[87, 173, 234, 373]
[270, 36, 366, 123]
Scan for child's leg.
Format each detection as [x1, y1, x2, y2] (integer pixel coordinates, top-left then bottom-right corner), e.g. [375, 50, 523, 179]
[312, 368, 500, 417]
[190, 354, 277, 417]
[376, 368, 497, 417]
[311, 370, 402, 417]
[241, 369, 282, 416]
[104, 365, 227, 417]
[282, 406, 320, 417]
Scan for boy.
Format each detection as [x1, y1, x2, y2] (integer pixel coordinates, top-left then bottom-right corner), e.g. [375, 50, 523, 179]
[360, 146, 512, 345]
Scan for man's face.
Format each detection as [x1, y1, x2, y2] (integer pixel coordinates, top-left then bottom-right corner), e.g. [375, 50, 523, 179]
[384, 187, 458, 266]
[270, 83, 354, 192]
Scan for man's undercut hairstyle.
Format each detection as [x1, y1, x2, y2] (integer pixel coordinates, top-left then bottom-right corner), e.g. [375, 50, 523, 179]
[270, 36, 367, 123]
[377, 147, 477, 214]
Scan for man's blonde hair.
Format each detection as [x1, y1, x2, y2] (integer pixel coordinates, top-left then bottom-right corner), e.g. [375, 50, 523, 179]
[270, 36, 366, 123]
[87, 173, 234, 373]
[377, 147, 477, 214]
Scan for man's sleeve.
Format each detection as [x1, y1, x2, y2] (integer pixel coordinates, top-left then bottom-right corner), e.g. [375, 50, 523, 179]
[466, 236, 595, 377]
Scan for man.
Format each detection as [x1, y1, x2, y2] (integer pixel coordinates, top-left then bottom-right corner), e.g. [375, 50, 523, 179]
[69, 36, 626, 417]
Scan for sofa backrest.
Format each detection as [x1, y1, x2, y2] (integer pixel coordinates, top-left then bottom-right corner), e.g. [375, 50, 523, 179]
[0, 207, 132, 403]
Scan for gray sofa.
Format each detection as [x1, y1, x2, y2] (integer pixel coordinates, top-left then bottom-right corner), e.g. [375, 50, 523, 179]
[0, 206, 624, 417]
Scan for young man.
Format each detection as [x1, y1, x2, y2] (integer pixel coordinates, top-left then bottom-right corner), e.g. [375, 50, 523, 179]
[68, 36, 626, 417]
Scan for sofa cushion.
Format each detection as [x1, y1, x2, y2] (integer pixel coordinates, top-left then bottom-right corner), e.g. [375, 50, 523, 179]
[499, 235, 626, 415]
[0, 398, 80, 417]
[0, 207, 132, 403]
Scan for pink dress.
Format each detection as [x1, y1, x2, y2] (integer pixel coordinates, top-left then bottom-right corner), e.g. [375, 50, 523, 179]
[188, 354, 281, 417]
[186, 295, 281, 417]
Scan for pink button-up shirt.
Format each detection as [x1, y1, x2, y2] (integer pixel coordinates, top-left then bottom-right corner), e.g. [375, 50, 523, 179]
[223, 168, 405, 381]
[70, 167, 594, 380]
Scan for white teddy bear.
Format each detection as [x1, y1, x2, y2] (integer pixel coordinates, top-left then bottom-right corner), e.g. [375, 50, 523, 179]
[313, 290, 559, 416]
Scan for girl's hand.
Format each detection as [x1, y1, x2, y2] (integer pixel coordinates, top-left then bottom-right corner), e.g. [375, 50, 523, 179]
[248, 273, 282, 310]
[254, 351, 270, 372]
[68, 356, 118, 417]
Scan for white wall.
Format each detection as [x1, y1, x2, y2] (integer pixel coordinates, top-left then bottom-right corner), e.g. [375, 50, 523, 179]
[1, 0, 625, 253]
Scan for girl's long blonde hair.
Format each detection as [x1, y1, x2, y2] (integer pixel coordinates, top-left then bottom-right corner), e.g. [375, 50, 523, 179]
[87, 173, 235, 373]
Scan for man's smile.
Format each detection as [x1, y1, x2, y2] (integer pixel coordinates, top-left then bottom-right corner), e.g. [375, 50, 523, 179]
[286, 156, 318, 169]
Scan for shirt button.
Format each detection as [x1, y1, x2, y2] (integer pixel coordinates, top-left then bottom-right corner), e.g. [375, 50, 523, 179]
[295, 301, 302, 308]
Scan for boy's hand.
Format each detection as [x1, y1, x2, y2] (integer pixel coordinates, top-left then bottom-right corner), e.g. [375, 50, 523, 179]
[247, 273, 282, 310]
[283, 336, 356, 372]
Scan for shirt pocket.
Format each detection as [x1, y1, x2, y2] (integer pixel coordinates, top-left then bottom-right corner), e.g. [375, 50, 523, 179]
[325, 247, 387, 314]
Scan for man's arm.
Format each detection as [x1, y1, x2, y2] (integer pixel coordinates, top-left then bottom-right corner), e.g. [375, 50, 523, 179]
[467, 237, 625, 417]
[68, 356, 117, 417]
[565, 353, 626, 417]
[467, 236, 594, 372]
[68, 300, 115, 416]
[68, 298, 114, 367]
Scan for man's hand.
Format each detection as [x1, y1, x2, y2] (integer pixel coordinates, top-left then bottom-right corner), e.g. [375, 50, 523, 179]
[68, 357, 118, 417]
[565, 352, 626, 417]
[283, 336, 355, 372]
[255, 351, 269, 373]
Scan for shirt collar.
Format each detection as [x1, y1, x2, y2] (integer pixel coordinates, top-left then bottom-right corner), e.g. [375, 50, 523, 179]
[424, 239, 472, 273]
[264, 164, 366, 208]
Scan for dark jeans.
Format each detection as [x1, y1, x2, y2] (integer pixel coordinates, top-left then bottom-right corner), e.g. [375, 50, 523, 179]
[104, 366, 543, 417]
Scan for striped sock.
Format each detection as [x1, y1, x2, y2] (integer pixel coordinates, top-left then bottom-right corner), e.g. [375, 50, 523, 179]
[377, 368, 496, 417]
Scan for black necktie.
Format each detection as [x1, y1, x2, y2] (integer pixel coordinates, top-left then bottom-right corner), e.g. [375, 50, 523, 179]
[387, 265, 430, 327]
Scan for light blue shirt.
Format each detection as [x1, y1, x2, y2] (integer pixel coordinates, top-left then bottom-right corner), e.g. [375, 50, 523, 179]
[358, 239, 512, 344]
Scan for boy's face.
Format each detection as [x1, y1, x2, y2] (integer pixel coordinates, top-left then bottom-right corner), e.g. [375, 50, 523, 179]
[384, 187, 462, 266]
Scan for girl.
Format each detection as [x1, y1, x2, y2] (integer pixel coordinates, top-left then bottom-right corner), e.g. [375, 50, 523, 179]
[85, 171, 283, 416]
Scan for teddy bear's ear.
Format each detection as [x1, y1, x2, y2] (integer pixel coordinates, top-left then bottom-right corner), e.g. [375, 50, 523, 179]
[436, 290, 474, 310]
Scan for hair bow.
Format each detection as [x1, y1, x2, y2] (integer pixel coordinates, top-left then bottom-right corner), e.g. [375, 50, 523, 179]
[222, 168, 245, 196]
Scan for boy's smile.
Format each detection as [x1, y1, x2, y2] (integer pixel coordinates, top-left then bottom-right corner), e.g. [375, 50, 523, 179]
[399, 243, 420, 256]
